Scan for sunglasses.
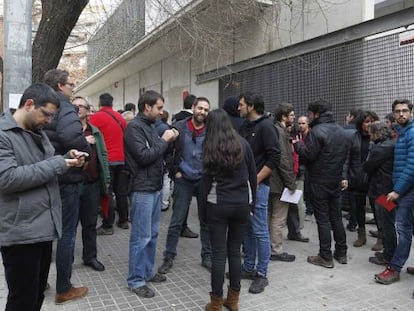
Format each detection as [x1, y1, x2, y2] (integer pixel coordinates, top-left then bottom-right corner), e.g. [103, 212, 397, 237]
[65, 82, 75, 88]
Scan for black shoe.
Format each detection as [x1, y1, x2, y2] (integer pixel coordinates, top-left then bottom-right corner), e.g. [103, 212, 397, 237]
[129, 285, 155, 298]
[248, 275, 268, 294]
[307, 255, 334, 268]
[369, 230, 379, 238]
[180, 227, 198, 238]
[288, 233, 309, 243]
[346, 223, 357, 232]
[369, 256, 388, 266]
[202, 258, 212, 272]
[270, 252, 295, 262]
[84, 259, 105, 271]
[158, 257, 173, 274]
[96, 225, 114, 235]
[148, 273, 167, 283]
[333, 254, 347, 264]
[116, 221, 129, 229]
[239, 267, 257, 280]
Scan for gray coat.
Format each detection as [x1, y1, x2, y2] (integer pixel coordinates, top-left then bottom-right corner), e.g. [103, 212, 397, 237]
[0, 111, 68, 246]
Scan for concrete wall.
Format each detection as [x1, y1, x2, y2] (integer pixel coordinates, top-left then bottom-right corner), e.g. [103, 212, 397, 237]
[78, 0, 373, 116]
[84, 54, 219, 115]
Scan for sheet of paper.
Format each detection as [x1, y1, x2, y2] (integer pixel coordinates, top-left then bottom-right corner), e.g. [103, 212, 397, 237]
[9, 93, 22, 109]
[280, 188, 303, 204]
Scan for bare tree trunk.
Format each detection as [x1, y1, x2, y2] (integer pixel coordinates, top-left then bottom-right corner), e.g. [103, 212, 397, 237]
[32, 0, 89, 83]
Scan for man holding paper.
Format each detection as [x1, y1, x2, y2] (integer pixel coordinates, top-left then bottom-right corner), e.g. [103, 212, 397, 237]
[269, 103, 299, 262]
[294, 100, 348, 268]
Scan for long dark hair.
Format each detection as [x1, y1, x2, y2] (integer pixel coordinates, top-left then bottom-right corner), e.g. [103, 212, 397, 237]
[203, 109, 243, 176]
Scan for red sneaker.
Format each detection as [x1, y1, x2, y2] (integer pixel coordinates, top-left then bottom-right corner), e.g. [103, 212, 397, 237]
[375, 266, 400, 285]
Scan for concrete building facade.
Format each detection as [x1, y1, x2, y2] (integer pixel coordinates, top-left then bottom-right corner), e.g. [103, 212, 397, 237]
[76, 0, 376, 114]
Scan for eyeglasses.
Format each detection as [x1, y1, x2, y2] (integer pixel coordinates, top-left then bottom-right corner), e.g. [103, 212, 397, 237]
[393, 109, 410, 114]
[74, 104, 88, 112]
[39, 107, 56, 120]
[65, 82, 75, 88]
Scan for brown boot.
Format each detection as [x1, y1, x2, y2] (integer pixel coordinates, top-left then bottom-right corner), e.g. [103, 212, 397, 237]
[353, 228, 366, 247]
[371, 238, 383, 251]
[223, 287, 239, 311]
[205, 293, 223, 311]
[55, 286, 88, 305]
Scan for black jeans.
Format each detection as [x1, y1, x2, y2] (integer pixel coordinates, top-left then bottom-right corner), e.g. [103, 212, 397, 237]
[310, 183, 347, 260]
[79, 180, 101, 263]
[207, 203, 249, 297]
[105, 164, 130, 226]
[352, 193, 375, 229]
[287, 203, 301, 236]
[1, 241, 52, 311]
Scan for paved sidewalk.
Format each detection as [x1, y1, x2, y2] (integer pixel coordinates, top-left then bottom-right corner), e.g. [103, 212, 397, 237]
[0, 201, 413, 310]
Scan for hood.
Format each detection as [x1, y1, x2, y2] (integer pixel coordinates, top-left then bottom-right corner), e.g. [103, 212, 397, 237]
[223, 96, 240, 118]
[244, 115, 267, 128]
[310, 111, 335, 127]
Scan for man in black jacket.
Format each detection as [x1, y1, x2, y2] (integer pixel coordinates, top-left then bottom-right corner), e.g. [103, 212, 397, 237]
[43, 69, 91, 304]
[238, 92, 280, 294]
[294, 100, 348, 268]
[124, 90, 178, 298]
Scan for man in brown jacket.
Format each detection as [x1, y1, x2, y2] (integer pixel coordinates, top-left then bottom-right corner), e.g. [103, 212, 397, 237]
[268, 103, 298, 262]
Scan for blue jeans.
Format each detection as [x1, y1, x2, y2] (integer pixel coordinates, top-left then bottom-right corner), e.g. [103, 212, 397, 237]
[163, 177, 211, 260]
[56, 184, 80, 294]
[390, 187, 414, 272]
[127, 191, 161, 289]
[243, 183, 270, 277]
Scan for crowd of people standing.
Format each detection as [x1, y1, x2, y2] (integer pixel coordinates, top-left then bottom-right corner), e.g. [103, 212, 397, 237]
[0, 68, 413, 311]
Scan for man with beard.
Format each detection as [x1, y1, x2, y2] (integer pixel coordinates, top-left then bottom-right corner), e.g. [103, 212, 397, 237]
[0, 83, 86, 310]
[293, 100, 348, 268]
[158, 97, 212, 274]
[238, 92, 280, 294]
[268, 103, 297, 263]
[375, 100, 414, 296]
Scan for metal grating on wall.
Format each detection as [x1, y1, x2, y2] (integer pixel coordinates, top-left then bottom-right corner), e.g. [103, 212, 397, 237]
[219, 32, 414, 124]
[87, 0, 145, 76]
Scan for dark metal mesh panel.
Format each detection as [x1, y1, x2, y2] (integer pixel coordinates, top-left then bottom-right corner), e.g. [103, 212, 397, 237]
[219, 32, 414, 124]
[87, 0, 145, 76]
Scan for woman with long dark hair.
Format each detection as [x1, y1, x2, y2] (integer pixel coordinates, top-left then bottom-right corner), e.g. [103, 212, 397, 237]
[201, 109, 256, 311]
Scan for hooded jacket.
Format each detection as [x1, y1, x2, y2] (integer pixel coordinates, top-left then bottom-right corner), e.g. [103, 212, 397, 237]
[239, 115, 280, 185]
[363, 138, 394, 198]
[294, 112, 348, 186]
[0, 111, 68, 246]
[223, 97, 244, 131]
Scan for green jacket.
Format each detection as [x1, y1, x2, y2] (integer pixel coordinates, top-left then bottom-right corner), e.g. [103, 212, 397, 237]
[84, 123, 110, 194]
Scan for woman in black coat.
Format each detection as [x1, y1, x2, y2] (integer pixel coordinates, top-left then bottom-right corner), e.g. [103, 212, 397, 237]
[363, 121, 396, 265]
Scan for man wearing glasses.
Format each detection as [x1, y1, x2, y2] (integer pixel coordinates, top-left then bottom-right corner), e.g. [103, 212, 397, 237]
[375, 100, 414, 296]
[44, 69, 91, 304]
[158, 97, 212, 275]
[0, 83, 87, 310]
